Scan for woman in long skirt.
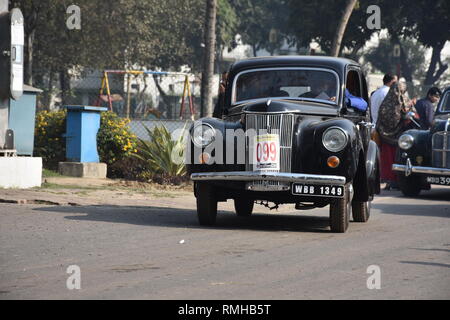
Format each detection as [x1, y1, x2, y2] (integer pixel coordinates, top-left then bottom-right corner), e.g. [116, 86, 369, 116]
[376, 82, 414, 190]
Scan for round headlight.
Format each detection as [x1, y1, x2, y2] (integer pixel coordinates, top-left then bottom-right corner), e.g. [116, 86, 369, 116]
[322, 127, 348, 152]
[191, 123, 215, 147]
[398, 134, 414, 150]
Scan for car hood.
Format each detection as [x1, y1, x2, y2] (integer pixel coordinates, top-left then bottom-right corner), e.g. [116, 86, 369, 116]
[431, 115, 450, 133]
[230, 99, 339, 116]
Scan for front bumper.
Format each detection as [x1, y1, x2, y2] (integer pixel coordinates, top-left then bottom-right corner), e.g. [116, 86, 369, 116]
[190, 171, 346, 185]
[392, 163, 450, 176]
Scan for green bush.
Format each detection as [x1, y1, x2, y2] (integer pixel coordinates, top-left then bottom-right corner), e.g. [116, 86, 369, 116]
[34, 110, 138, 177]
[132, 124, 187, 183]
[97, 111, 138, 165]
[34, 110, 66, 170]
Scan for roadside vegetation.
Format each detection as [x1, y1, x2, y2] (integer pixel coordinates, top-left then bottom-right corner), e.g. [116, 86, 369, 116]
[35, 111, 188, 184]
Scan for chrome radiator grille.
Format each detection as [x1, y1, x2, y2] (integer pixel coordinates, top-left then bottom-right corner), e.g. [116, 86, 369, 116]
[245, 113, 294, 191]
[432, 131, 450, 169]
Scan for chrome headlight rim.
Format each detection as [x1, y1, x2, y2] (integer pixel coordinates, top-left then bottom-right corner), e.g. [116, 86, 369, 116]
[322, 126, 349, 153]
[191, 122, 216, 147]
[398, 134, 414, 150]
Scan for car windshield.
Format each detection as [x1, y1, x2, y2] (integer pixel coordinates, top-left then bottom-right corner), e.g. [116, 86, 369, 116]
[233, 68, 339, 105]
[439, 91, 450, 112]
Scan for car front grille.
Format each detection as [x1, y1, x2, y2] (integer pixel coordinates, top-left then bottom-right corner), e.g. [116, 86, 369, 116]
[245, 113, 295, 191]
[432, 131, 450, 168]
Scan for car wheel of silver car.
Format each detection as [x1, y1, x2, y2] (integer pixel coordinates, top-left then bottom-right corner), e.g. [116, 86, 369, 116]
[329, 184, 351, 233]
[196, 182, 218, 226]
[234, 198, 254, 217]
[352, 200, 371, 222]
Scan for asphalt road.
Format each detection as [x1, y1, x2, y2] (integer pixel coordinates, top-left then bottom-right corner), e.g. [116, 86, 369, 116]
[0, 187, 449, 299]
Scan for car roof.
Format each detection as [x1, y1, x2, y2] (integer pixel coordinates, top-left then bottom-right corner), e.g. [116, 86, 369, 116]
[229, 55, 359, 76]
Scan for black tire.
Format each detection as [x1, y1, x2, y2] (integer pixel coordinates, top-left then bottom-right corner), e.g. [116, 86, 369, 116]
[329, 186, 351, 233]
[398, 175, 421, 197]
[234, 198, 254, 217]
[196, 183, 218, 226]
[352, 200, 371, 222]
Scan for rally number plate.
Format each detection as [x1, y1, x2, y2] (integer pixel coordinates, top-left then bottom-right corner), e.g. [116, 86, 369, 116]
[253, 134, 280, 171]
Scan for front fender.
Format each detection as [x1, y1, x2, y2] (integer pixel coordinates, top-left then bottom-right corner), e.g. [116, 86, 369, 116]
[293, 118, 362, 182]
[395, 129, 431, 166]
[186, 117, 244, 175]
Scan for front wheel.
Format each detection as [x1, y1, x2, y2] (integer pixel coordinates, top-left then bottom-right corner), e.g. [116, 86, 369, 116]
[329, 185, 352, 233]
[234, 198, 254, 217]
[352, 200, 371, 222]
[398, 175, 421, 197]
[196, 182, 218, 226]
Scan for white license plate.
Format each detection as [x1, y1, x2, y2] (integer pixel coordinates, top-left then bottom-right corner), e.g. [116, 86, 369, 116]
[426, 176, 450, 185]
[292, 183, 345, 198]
[252, 134, 280, 171]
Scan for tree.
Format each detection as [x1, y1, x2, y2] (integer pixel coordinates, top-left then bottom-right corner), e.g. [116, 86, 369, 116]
[330, 0, 358, 56]
[364, 37, 427, 82]
[377, 0, 450, 86]
[231, 0, 290, 57]
[201, 0, 217, 117]
[286, 0, 377, 56]
[10, 0, 207, 105]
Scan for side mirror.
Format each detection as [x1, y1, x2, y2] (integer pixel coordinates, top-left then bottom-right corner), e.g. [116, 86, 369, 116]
[405, 111, 421, 128]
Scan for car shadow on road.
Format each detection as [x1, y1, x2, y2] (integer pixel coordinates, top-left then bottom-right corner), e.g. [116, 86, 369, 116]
[377, 187, 450, 202]
[33, 205, 332, 233]
[373, 201, 450, 218]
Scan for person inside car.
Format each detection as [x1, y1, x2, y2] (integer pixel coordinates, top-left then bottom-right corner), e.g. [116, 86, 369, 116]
[344, 88, 368, 111]
[299, 73, 336, 101]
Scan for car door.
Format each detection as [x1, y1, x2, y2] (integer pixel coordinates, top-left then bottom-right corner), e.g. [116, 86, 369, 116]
[345, 67, 371, 149]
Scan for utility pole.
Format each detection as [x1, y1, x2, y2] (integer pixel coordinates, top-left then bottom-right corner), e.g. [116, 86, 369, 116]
[200, 0, 217, 118]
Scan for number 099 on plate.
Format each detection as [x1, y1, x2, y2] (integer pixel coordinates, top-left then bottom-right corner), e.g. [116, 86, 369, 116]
[253, 134, 280, 171]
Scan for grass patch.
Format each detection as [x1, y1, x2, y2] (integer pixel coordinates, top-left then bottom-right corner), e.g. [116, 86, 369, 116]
[42, 169, 64, 178]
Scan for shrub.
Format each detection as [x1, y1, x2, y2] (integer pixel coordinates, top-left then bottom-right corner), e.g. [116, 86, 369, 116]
[97, 111, 138, 167]
[34, 110, 138, 177]
[34, 110, 66, 170]
[132, 124, 187, 183]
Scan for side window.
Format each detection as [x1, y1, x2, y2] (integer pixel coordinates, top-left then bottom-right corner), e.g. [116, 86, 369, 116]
[346, 70, 362, 97]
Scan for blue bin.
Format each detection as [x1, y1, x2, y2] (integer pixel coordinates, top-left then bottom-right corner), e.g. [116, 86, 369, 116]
[64, 105, 108, 162]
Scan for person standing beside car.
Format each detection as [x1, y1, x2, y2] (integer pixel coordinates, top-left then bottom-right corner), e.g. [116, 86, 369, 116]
[376, 81, 415, 190]
[370, 74, 398, 125]
[415, 87, 441, 130]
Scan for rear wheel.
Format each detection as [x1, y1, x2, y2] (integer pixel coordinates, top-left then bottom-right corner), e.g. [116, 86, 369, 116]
[234, 198, 254, 217]
[352, 200, 371, 222]
[398, 175, 421, 197]
[329, 184, 352, 233]
[196, 182, 218, 226]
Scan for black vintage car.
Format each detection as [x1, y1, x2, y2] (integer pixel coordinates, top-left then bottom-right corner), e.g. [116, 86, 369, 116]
[187, 56, 380, 233]
[393, 87, 450, 196]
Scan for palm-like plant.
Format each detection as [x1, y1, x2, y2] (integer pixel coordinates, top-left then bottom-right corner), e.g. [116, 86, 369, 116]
[132, 124, 187, 177]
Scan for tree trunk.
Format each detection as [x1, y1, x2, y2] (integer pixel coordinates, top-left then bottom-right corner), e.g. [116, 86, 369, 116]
[399, 44, 413, 83]
[152, 74, 175, 117]
[59, 69, 71, 107]
[252, 44, 258, 57]
[424, 42, 448, 86]
[330, 0, 357, 57]
[24, 29, 34, 86]
[201, 0, 217, 117]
